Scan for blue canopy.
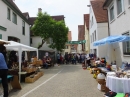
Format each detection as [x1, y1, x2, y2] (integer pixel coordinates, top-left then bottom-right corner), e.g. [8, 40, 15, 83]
[93, 35, 130, 46]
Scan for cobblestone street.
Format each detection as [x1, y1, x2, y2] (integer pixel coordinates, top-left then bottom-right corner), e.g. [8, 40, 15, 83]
[9, 64, 104, 97]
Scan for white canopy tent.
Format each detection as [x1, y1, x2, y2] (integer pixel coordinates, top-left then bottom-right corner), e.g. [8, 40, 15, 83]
[4, 41, 38, 82]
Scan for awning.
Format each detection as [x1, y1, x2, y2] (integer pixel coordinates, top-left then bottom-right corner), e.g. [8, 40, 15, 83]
[93, 35, 130, 46]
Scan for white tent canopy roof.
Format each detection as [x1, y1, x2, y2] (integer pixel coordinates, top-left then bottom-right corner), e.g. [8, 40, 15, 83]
[5, 41, 37, 51]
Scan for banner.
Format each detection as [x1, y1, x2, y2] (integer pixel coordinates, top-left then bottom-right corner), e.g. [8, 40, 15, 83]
[67, 40, 86, 44]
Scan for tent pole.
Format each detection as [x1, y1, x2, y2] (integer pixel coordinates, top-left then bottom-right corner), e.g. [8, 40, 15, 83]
[37, 49, 39, 59]
[19, 46, 22, 83]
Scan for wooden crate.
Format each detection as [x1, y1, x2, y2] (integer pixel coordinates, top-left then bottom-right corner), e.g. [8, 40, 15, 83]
[25, 71, 44, 83]
[25, 76, 35, 83]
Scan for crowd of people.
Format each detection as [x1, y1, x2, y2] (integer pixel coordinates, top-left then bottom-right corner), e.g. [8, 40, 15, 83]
[56, 53, 96, 66]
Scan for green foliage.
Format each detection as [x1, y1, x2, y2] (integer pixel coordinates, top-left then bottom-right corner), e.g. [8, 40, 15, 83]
[31, 12, 69, 51]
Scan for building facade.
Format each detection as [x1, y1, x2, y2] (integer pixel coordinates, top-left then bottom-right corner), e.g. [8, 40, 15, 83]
[29, 9, 65, 52]
[0, 0, 30, 45]
[84, 14, 90, 53]
[63, 31, 72, 54]
[103, 0, 130, 64]
[89, 0, 108, 58]
[77, 25, 85, 53]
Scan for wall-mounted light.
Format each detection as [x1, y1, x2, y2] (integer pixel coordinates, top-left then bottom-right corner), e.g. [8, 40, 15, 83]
[87, 5, 91, 7]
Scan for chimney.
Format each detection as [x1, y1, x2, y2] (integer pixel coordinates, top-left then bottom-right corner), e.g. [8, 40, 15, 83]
[38, 8, 42, 13]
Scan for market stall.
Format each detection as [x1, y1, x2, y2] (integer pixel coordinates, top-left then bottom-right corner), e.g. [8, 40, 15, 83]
[4, 41, 39, 83]
[93, 35, 130, 96]
[93, 35, 130, 67]
[106, 76, 130, 93]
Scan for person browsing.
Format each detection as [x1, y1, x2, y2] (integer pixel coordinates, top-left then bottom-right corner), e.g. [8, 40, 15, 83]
[0, 46, 8, 97]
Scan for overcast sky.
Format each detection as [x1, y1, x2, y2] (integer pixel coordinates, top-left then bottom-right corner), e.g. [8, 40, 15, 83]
[15, 0, 90, 41]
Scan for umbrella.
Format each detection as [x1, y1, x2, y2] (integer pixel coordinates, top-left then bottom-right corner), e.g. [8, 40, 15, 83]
[93, 35, 130, 46]
[0, 39, 10, 44]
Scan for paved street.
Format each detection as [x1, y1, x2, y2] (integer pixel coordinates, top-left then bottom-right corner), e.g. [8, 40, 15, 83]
[9, 64, 104, 97]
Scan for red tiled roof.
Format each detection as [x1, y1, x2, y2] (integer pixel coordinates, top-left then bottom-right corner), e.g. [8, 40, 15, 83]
[91, 0, 108, 23]
[68, 31, 72, 41]
[29, 15, 65, 25]
[78, 25, 85, 41]
[28, 17, 36, 25]
[84, 14, 89, 30]
[51, 15, 65, 21]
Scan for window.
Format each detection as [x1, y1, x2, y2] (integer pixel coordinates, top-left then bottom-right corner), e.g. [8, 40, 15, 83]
[12, 12, 17, 24]
[65, 45, 68, 49]
[117, 0, 124, 15]
[93, 32, 95, 41]
[0, 34, 2, 39]
[109, 5, 115, 21]
[94, 31, 96, 41]
[122, 32, 130, 55]
[91, 16, 93, 27]
[30, 38, 32, 44]
[8, 36, 20, 42]
[7, 8, 11, 20]
[22, 21, 25, 35]
[92, 33, 94, 42]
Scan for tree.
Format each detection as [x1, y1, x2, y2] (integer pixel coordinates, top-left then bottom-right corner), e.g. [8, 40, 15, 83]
[31, 12, 69, 51]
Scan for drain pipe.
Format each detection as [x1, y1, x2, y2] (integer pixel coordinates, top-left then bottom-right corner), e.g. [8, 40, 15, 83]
[103, 6, 110, 36]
